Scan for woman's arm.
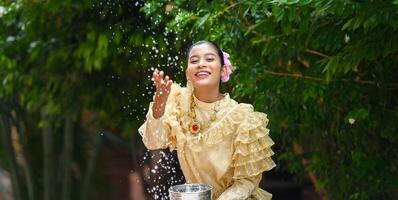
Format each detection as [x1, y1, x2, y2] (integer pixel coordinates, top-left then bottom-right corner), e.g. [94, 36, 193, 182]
[138, 69, 174, 150]
[217, 175, 262, 200]
[152, 69, 172, 118]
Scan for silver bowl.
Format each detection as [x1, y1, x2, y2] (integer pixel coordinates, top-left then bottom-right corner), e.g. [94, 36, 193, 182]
[169, 184, 212, 200]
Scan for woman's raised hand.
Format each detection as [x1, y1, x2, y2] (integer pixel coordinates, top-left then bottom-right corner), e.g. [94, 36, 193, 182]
[151, 69, 173, 119]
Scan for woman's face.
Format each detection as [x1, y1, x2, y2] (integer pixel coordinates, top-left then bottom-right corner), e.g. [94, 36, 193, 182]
[186, 43, 226, 89]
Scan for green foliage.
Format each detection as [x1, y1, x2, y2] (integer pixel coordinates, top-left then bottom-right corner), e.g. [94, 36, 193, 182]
[142, 0, 398, 199]
[0, 0, 184, 199]
[1, 0, 398, 199]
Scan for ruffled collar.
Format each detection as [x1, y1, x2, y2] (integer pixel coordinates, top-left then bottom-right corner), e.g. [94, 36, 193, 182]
[193, 93, 230, 110]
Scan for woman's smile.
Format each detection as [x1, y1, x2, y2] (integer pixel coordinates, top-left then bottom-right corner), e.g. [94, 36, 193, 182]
[195, 70, 211, 78]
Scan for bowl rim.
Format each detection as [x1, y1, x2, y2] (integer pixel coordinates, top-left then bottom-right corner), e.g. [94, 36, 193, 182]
[169, 183, 212, 194]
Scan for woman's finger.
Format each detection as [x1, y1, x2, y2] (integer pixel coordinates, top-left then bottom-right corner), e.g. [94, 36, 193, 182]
[159, 71, 164, 80]
[154, 71, 161, 86]
[152, 70, 157, 83]
[166, 80, 173, 90]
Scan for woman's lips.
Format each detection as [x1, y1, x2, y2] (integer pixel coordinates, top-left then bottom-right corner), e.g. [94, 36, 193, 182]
[195, 71, 211, 78]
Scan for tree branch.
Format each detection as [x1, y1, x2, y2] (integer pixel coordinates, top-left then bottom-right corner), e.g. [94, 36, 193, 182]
[260, 70, 398, 87]
[305, 49, 330, 58]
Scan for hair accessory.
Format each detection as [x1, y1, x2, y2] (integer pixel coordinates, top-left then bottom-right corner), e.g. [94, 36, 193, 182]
[221, 51, 233, 82]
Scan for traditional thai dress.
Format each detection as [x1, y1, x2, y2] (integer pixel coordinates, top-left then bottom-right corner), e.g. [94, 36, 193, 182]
[139, 81, 276, 199]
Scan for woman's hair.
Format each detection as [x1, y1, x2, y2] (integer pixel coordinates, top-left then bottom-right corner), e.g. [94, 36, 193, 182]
[187, 40, 225, 66]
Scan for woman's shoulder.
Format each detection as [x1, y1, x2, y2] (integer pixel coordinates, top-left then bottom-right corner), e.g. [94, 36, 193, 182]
[233, 102, 269, 133]
[234, 102, 268, 118]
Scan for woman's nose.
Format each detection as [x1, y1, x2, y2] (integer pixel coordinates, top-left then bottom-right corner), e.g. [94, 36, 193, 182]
[197, 58, 206, 68]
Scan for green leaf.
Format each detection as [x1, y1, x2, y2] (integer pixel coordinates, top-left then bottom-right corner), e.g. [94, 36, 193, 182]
[342, 18, 354, 30]
[196, 13, 210, 27]
[271, 6, 284, 22]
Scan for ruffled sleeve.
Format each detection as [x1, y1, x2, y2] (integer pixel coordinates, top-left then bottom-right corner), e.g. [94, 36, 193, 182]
[232, 104, 276, 179]
[217, 105, 275, 199]
[138, 83, 182, 151]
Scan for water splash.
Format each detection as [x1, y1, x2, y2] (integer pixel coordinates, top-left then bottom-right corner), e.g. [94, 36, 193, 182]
[92, 1, 188, 198]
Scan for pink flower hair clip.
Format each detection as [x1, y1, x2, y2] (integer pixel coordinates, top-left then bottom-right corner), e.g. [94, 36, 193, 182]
[221, 51, 233, 82]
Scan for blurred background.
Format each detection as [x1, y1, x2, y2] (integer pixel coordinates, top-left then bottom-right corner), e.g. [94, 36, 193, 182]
[1, 0, 398, 199]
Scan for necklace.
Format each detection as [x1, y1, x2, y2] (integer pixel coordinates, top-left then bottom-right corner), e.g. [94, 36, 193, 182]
[188, 94, 222, 135]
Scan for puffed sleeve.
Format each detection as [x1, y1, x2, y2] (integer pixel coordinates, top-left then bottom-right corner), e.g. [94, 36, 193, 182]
[138, 83, 181, 151]
[218, 108, 276, 200]
[232, 111, 275, 179]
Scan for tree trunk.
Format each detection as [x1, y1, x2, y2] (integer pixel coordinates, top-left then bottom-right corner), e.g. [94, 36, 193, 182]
[80, 133, 102, 199]
[12, 109, 35, 200]
[62, 116, 73, 200]
[41, 111, 55, 200]
[0, 113, 23, 200]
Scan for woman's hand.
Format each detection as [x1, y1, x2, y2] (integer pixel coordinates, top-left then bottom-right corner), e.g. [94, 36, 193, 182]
[151, 69, 173, 119]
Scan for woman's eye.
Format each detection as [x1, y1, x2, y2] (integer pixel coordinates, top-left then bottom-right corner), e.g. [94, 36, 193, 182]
[206, 58, 214, 62]
[190, 60, 198, 64]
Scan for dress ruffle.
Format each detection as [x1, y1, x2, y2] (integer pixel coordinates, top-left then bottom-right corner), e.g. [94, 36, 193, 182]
[232, 110, 276, 179]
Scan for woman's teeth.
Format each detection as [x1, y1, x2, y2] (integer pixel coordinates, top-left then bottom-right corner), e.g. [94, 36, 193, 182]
[196, 72, 210, 77]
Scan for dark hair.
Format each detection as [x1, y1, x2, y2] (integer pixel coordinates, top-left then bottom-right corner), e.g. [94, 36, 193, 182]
[187, 40, 224, 66]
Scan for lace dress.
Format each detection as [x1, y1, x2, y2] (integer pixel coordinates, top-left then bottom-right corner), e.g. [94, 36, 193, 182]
[138, 82, 276, 199]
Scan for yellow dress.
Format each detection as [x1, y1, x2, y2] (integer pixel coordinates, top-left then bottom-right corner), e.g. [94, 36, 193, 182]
[138, 82, 276, 200]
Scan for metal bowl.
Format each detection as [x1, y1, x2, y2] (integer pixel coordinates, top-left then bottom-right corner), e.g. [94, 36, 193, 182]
[169, 184, 212, 200]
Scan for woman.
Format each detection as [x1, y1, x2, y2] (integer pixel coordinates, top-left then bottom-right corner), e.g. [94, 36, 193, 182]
[139, 40, 275, 199]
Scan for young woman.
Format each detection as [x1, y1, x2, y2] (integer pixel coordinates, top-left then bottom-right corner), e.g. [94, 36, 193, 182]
[139, 40, 275, 199]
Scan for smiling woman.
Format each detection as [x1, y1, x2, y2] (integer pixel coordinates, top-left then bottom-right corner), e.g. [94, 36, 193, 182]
[186, 41, 227, 103]
[139, 40, 276, 199]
